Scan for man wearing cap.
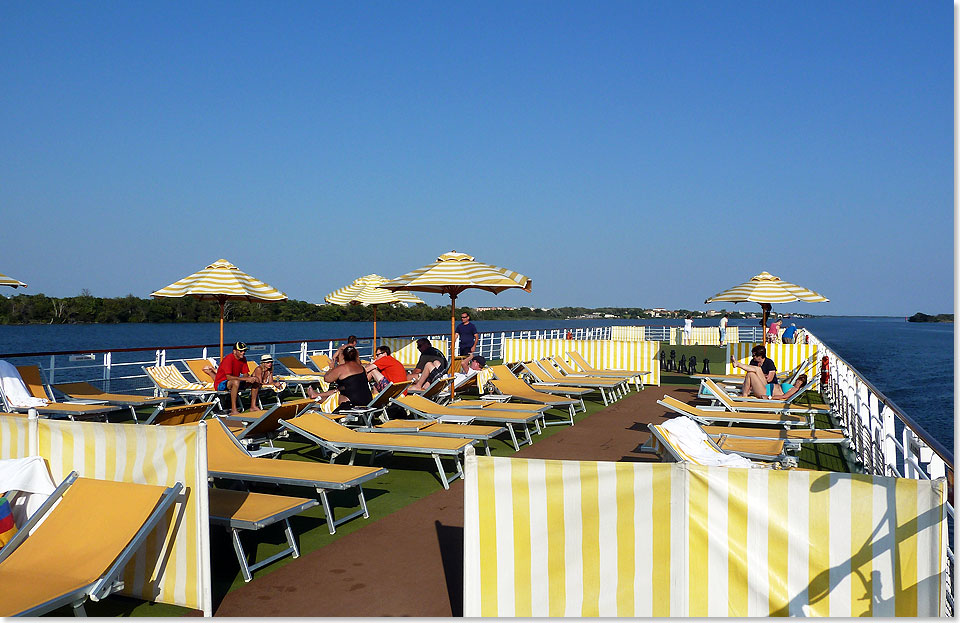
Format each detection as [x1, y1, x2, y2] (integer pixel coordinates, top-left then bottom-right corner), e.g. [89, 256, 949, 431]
[213, 341, 260, 415]
[453, 354, 486, 388]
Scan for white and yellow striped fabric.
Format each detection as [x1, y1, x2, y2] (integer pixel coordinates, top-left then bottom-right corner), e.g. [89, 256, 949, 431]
[0, 415, 211, 614]
[463, 455, 947, 617]
[37, 418, 211, 614]
[610, 326, 646, 341]
[151, 258, 287, 302]
[146, 365, 211, 391]
[728, 343, 817, 377]
[0, 271, 27, 288]
[324, 274, 425, 306]
[0, 413, 32, 458]
[706, 272, 829, 305]
[381, 251, 532, 295]
[379, 338, 449, 367]
[502, 339, 660, 386]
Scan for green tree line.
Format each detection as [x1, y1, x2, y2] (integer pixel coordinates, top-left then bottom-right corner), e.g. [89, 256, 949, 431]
[0, 293, 757, 325]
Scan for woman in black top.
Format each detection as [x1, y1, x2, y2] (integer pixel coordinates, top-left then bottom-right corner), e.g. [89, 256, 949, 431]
[324, 346, 373, 411]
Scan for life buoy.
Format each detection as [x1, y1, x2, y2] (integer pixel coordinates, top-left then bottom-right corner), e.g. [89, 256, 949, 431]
[820, 356, 830, 385]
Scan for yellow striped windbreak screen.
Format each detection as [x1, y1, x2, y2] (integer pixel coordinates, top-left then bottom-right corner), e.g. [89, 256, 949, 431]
[463, 455, 947, 617]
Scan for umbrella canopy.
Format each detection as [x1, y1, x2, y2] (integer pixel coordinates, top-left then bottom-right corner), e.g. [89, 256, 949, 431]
[151, 258, 287, 360]
[0, 272, 27, 288]
[383, 251, 532, 397]
[705, 271, 828, 334]
[324, 274, 425, 347]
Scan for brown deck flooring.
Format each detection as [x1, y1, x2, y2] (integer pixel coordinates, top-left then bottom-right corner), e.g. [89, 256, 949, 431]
[213, 385, 682, 617]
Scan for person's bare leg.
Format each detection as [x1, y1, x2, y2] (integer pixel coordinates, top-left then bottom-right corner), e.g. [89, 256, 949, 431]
[249, 383, 260, 411]
[228, 379, 241, 414]
[411, 361, 440, 390]
[368, 368, 385, 384]
[202, 365, 217, 383]
[745, 371, 767, 398]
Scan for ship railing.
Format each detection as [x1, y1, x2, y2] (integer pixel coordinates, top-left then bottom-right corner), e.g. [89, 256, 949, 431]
[805, 330, 953, 614]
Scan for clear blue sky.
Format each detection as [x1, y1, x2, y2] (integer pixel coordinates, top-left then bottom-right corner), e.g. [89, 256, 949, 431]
[1, 1, 952, 316]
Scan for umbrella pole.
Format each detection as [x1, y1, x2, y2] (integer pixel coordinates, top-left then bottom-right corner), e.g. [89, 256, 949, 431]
[449, 294, 457, 399]
[760, 304, 770, 345]
[373, 305, 378, 352]
[219, 299, 225, 361]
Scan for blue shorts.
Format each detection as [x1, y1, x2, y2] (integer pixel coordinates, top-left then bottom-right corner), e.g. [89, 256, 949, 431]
[217, 380, 228, 391]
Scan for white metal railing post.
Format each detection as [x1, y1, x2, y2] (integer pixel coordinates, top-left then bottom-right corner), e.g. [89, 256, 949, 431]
[881, 404, 898, 477]
[201, 346, 208, 360]
[299, 342, 308, 361]
[104, 352, 112, 392]
[48, 355, 56, 385]
[902, 427, 919, 479]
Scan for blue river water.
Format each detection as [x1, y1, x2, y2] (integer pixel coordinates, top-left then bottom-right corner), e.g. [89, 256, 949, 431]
[0, 316, 952, 455]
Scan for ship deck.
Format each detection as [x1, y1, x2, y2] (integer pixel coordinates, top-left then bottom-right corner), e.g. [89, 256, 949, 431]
[46, 375, 849, 617]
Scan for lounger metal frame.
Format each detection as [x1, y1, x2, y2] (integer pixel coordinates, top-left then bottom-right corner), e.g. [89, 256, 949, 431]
[208, 489, 318, 582]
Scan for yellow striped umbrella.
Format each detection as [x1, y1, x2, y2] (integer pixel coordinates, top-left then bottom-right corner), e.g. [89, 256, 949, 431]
[151, 258, 287, 360]
[705, 271, 828, 330]
[383, 251, 532, 396]
[0, 272, 27, 288]
[324, 274, 425, 347]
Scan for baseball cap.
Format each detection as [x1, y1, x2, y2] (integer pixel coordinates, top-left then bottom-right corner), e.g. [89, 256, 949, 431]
[234, 341, 248, 351]
[260, 354, 273, 363]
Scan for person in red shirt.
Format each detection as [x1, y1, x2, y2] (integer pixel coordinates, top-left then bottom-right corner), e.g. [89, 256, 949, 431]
[364, 345, 408, 393]
[213, 341, 260, 414]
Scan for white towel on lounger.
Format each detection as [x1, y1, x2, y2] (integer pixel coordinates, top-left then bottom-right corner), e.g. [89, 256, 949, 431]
[660, 415, 752, 468]
[0, 360, 48, 408]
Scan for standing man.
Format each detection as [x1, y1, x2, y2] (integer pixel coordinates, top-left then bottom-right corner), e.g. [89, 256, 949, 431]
[781, 322, 798, 344]
[682, 316, 693, 345]
[213, 341, 260, 414]
[455, 312, 480, 362]
[719, 314, 728, 346]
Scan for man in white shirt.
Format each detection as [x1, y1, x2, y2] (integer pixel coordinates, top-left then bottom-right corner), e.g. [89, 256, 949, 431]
[453, 354, 486, 388]
[719, 314, 728, 346]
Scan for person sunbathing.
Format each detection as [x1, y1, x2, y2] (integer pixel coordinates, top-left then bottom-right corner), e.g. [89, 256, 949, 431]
[729, 345, 777, 398]
[769, 374, 808, 400]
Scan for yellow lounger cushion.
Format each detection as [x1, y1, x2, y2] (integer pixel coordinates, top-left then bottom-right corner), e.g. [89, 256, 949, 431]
[284, 412, 472, 451]
[0, 478, 169, 617]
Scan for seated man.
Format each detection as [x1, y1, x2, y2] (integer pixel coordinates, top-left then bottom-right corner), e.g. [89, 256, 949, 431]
[213, 342, 260, 414]
[729, 345, 778, 398]
[454, 354, 486, 387]
[407, 338, 448, 392]
[364, 345, 407, 393]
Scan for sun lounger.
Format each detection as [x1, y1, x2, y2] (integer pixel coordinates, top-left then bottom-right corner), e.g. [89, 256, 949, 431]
[144, 364, 224, 408]
[279, 411, 475, 489]
[552, 356, 645, 391]
[0, 365, 117, 421]
[308, 354, 332, 372]
[0, 471, 182, 616]
[406, 374, 451, 400]
[335, 381, 412, 427]
[534, 358, 628, 401]
[273, 356, 327, 398]
[657, 394, 812, 428]
[566, 350, 652, 389]
[184, 358, 218, 387]
[391, 394, 544, 451]
[691, 352, 819, 385]
[699, 378, 829, 417]
[216, 399, 316, 457]
[698, 374, 820, 404]
[515, 361, 597, 409]
[52, 381, 170, 423]
[699, 424, 847, 446]
[207, 418, 386, 533]
[208, 488, 318, 582]
[488, 365, 578, 423]
[143, 401, 217, 425]
[646, 417, 755, 468]
[359, 419, 507, 456]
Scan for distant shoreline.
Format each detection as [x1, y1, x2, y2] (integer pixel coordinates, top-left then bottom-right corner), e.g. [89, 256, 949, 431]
[907, 312, 953, 323]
